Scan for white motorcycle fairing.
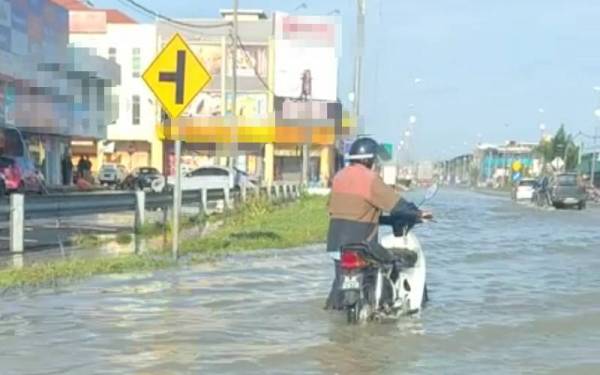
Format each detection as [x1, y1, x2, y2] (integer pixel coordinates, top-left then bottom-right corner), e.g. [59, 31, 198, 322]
[379, 230, 426, 313]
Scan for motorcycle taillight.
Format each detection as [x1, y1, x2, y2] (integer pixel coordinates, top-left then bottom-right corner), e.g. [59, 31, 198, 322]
[340, 250, 368, 270]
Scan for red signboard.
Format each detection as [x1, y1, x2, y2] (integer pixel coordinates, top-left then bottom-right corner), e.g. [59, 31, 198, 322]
[69, 10, 107, 33]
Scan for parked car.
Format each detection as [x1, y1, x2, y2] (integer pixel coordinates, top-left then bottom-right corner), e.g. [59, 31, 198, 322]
[511, 178, 536, 201]
[121, 167, 164, 192]
[0, 155, 44, 194]
[0, 156, 22, 193]
[548, 173, 587, 209]
[167, 165, 258, 192]
[98, 163, 127, 186]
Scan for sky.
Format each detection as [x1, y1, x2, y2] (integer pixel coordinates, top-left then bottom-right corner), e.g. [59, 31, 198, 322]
[92, 0, 600, 160]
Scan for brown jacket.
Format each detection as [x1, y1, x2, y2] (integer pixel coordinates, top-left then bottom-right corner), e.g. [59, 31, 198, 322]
[326, 164, 401, 253]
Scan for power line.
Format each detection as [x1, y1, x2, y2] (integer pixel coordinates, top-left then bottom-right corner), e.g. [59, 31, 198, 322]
[120, 0, 233, 29]
[235, 35, 274, 94]
[113, 1, 273, 95]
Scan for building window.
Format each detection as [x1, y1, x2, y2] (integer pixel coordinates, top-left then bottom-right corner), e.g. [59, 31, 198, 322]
[132, 95, 140, 125]
[132, 48, 141, 78]
[108, 47, 116, 62]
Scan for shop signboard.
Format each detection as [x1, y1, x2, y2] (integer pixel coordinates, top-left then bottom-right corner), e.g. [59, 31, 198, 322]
[273, 12, 339, 101]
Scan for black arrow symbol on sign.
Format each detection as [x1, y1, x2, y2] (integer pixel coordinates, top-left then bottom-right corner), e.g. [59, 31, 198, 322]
[159, 50, 186, 104]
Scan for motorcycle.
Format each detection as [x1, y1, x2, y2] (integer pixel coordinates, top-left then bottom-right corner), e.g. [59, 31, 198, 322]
[339, 184, 438, 324]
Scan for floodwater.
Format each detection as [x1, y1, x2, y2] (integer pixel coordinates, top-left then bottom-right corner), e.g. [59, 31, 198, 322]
[1, 189, 600, 374]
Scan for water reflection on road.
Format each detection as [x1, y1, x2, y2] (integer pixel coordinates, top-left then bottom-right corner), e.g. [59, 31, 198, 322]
[1, 189, 600, 374]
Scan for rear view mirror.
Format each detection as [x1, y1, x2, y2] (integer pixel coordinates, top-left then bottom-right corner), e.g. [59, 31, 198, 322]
[418, 183, 439, 207]
[424, 183, 439, 201]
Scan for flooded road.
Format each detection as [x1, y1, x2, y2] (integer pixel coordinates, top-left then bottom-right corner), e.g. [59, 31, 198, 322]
[1, 189, 600, 374]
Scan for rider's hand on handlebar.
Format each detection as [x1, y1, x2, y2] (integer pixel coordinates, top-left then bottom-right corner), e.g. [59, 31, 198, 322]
[419, 210, 434, 220]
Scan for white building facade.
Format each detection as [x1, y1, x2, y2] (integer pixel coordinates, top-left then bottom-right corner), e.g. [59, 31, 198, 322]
[68, 10, 162, 172]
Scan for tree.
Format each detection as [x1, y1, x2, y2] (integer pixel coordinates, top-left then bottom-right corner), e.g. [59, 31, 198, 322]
[534, 124, 580, 172]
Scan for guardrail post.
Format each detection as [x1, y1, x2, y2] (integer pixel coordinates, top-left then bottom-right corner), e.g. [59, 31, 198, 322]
[135, 190, 145, 227]
[241, 184, 247, 202]
[224, 187, 232, 209]
[274, 184, 281, 200]
[10, 193, 24, 253]
[134, 191, 145, 254]
[201, 189, 208, 213]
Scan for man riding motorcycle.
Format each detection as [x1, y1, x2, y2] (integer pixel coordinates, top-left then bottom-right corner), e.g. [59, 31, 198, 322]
[325, 137, 432, 310]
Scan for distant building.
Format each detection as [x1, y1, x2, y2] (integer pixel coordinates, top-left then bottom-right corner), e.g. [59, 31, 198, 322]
[1, 0, 119, 185]
[63, 1, 161, 172]
[474, 141, 538, 184]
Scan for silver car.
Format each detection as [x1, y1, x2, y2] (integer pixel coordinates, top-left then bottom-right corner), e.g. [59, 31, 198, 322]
[99, 164, 127, 186]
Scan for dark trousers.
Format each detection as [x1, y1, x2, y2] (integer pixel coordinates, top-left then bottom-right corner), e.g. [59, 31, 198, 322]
[325, 260, 345, 310]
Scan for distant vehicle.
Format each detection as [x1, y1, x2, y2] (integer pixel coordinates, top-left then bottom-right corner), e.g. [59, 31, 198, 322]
[98, 163, 127, 186]
[121, 167, 164, 192]
[549, 173, 586, 210]
[511, 178, 536, 201]
[167, 165, 257, 192]
[0, 156, 22, 194]
[0, 155, 44, 194]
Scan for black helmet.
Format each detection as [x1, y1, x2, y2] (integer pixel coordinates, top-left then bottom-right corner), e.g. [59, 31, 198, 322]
[348, 137, 391, 162]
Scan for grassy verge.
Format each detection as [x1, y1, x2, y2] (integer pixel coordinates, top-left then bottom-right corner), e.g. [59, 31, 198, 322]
[180, 194, 329, 255]
[0, 195, 328, 291]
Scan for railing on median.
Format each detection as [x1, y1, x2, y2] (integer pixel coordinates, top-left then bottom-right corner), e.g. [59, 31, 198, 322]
[1, 182, 304, 253]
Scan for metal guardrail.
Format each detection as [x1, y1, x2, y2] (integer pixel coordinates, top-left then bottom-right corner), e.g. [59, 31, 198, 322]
[0, 188, 254, 221]
[0, 185, 290, 222]
[2, 183, 303, 252]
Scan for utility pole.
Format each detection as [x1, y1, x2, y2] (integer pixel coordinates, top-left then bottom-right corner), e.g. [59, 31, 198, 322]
[232, 0, 238, 117]
[354, 0, 365, 128]
[229, 0, 239, 169]
[592, 127, 598, 187]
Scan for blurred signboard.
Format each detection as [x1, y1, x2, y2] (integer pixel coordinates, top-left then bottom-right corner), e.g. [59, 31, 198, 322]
[69, 10, 107, 33]
[273, 12, 339, 101]
[382, 143, 393, 159]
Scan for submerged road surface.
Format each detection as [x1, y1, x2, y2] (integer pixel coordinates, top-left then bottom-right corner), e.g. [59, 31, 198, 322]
[1, 189, 600, 374]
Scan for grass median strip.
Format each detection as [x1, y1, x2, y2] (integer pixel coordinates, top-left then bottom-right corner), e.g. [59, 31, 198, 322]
[0, 195, 329, 291]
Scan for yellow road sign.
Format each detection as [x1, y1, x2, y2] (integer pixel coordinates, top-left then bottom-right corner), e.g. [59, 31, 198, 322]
[512, 160, 523, 172]
[142, 33, 211, 119]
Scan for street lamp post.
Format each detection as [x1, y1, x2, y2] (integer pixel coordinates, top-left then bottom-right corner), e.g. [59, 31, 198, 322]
[354, 0, 366, 123]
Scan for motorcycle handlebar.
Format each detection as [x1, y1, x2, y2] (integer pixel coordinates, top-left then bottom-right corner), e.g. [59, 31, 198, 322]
[379, 211, 434, 236]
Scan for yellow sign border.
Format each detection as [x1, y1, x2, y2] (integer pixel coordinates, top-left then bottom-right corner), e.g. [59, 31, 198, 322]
[142, 33, 212, 119]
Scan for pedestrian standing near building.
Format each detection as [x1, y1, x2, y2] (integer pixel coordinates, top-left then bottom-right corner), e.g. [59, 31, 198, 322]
[84, 155, 92, 181]
[62, 152, 73, 185]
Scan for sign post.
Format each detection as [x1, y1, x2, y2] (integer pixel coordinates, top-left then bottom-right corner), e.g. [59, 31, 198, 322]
[142, 33, 211, 259]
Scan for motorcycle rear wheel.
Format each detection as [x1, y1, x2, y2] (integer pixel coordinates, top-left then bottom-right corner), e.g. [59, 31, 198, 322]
[347, 304, 360, 324]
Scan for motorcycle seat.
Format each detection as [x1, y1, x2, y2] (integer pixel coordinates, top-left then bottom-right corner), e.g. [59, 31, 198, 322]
[389, 248, 418, 268]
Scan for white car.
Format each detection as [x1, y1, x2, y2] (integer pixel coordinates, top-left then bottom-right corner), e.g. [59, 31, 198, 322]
[99, 163, 127, 186]
[512, 178, 536, 201]
[167, 165, 256, 191]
